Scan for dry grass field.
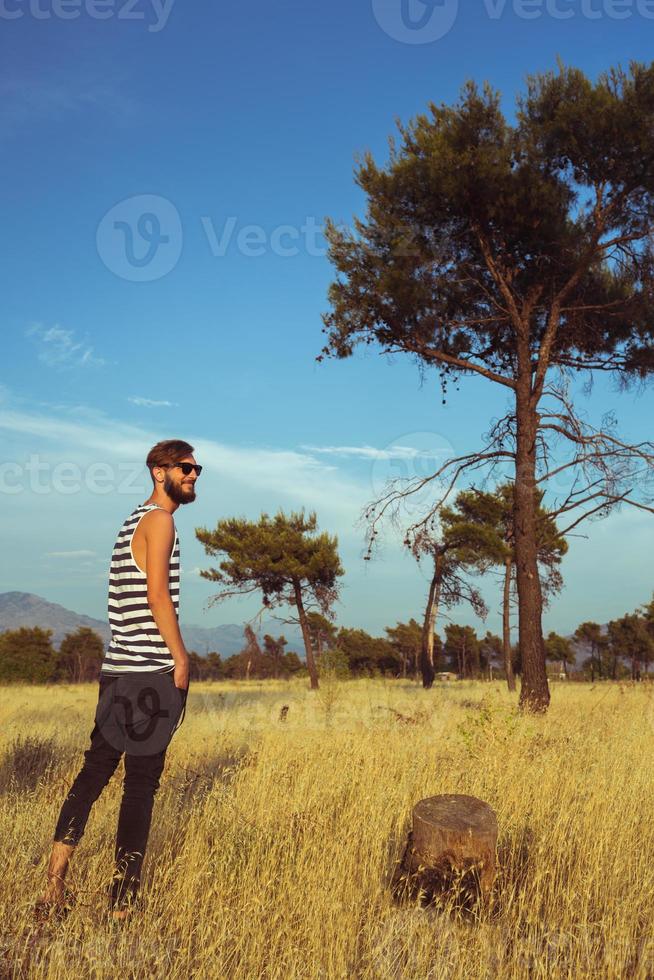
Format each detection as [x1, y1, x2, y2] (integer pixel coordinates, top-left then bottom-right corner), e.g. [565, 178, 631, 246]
[1, 675, 654, 979]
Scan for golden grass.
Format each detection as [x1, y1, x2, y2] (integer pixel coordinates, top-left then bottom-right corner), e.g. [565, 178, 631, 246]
[1, 676, 654, 978]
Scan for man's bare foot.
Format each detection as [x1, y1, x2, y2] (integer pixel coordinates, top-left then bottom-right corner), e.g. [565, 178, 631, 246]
[35, 841, 76, 916]
[33, 897, 73, 925]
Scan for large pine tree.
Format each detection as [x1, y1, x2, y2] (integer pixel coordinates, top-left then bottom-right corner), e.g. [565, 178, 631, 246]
[320, 62, 654, 712]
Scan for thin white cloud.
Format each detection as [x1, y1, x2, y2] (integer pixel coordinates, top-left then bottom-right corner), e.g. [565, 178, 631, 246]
[0, 396, 364, 522]
[26, 323, 105, 370]
[0, 75, 138, 129]
[301, 443, 443, 460]
[45, 549, 97, 559]
[128, 396, 178, 408]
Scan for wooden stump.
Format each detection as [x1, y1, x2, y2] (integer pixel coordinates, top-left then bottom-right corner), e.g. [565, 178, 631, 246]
[397, 794, 498, 904]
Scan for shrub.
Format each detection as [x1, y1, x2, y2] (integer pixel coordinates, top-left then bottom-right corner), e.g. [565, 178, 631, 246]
[0, 734, 60, 793]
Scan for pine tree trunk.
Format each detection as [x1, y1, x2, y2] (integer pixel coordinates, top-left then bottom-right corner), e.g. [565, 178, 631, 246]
[502, 557, 517, 692]
[514, 381, 550, 713]
[420, 554, 441, 689]
[293, 580, 319, 690]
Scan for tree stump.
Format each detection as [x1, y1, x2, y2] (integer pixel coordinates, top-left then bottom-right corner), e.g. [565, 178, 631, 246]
[396, 794, 498, 904]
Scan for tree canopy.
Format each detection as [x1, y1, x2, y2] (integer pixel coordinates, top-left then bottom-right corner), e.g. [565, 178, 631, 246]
[195, 509, 344, 689]
[0, 627, 57, 684]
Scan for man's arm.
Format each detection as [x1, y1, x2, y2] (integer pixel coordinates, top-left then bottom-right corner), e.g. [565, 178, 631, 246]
[143, 509, 189, 689]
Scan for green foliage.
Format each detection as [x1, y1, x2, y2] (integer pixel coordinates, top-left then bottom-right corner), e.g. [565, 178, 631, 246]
[385, 618, 431, 676]
[317, 647, 350, 680]
[335, 627, 401, 677]
[440, 494, 509, 570]
[260, 634, 287, 679]
[195, 508, 344, 687]
[321, 63, 654, 380]
[195, 509, 344, 612]
[444, 624, 480, 679]
[606, 613, 654, 680]
[306, 612, 338, 655]
[55, 626, 104, 683]
[219, 636, 304, 681]
[221, 652, 249, 680]
[572, 604, 654, 680]
[544, 632, 576, 670]
[282, 651, 304, 675]
[206, 652, 225, 679]
[574, 621, 607, 679]
[188, 650, 207, 680]
[444, 482, 567, 603]
[456, 696, 521, 758]
[0, 627, 57, 684]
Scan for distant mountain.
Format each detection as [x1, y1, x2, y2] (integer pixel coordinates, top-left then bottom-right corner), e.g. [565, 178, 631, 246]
[0, 592, 111, 649]
[0, 592, 304, 659]
[181, 620, 304, 658]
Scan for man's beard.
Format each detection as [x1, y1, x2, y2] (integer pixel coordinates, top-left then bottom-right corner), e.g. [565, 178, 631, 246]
[163, 473, 196, 504]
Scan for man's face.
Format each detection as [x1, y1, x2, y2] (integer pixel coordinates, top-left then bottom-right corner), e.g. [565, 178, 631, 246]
[160, 456, 198, 505]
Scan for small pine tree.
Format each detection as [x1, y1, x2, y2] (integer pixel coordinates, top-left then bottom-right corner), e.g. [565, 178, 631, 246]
[0, 627, 57, 684]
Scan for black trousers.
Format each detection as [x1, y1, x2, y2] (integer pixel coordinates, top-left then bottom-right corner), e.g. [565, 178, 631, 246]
[54, 670, 187, 909]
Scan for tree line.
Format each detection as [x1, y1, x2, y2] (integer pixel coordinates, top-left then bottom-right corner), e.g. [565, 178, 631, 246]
[0, 625, 301, 685]
[2, 593, 653, 684]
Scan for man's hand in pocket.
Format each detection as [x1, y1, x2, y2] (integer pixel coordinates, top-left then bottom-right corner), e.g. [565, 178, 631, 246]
[173, 657, 189, 691]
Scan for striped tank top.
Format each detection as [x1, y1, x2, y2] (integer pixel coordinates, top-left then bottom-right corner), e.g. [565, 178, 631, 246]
[100, 503, 180, 675]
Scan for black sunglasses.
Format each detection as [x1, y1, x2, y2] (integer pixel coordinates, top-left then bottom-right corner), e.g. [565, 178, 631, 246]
[162, 462, 203, 477]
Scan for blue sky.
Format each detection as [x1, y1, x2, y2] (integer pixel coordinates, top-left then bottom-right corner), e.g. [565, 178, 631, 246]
[2, 0, 653, 641]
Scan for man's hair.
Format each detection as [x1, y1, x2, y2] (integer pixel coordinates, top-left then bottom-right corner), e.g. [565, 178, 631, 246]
[146, 439, 195, 485]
